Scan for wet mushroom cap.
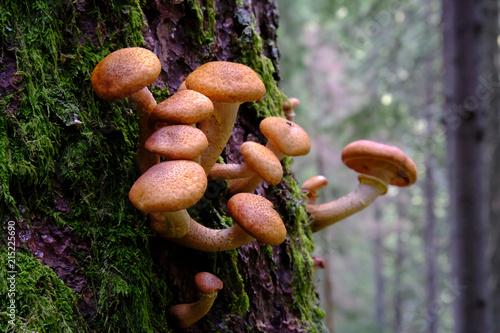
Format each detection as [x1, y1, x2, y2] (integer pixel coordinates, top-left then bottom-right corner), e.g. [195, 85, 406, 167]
[91, 47, 161, 101]
[227, 193, 286, 245]
[260, 117, 311, 156]
[240, 141, 283, 185]
[341, 140, 418, 187]
[150, 89, 214, 124]
[302, 175, 328, 193]
[129, 160, 207, 213]
[195, 272, 223, 294]
[185, 61, 266, 103]
[145, 125, 208, 160]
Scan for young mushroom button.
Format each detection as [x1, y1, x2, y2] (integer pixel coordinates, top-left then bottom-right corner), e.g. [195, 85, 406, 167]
[129, 160, 208, 238]
[306, 140, 417, 232]
[167, 193, 286, 251]
[169, 272, 223, 329]
[185, 61, 266, 174]
[91, 47, 162, 174]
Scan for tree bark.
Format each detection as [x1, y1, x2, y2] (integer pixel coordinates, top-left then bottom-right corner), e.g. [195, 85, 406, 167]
[442, 0, 492, 332]
[0, 1, 327, 332]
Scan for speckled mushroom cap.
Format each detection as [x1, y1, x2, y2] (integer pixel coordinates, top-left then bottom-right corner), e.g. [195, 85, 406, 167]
[195, 272, 223, 295]
[341, 140, 418, 187]
[145, 125, 208, 160]
[227, 193, 286, 246]
[240, 141, 283, 185]
[150, 90, 214, 124]
[91, 47, 161, 101]
[185, 61, 266, 103]
[259, 117, 311, 156]
[129, 160, 207, 213]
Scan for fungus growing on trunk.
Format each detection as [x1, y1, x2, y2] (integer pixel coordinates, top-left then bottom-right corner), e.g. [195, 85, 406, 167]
[301, 175, 328, 205]
[229, 116, 311, 194]
[129, 160, 208, 238]
[169, 272, 223, 329]
[305, 140, 417, 232]
[91, 47, 162, 174]
[185, 61, 266, 174]
[165, 193, 286, 251]
[145, 125, 208, 161]
[283, 97, 300, 122]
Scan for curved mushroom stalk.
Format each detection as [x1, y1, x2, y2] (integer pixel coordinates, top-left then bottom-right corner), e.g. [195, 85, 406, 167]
[305, 140, 418, 233]
[164, 193, 287, 252]
[307, 175, 387, 232]
[185, 61, 266, 175]
[229, 117, 311, 194]
[169, 272, 223, 329]
[91, 47, 162, 174]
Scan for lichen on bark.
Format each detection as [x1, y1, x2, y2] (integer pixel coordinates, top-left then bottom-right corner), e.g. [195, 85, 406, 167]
[1, 0, 326, 332]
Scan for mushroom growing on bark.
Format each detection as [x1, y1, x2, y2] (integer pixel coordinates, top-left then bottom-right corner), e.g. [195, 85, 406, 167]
[208, 141, 283, 185]
[145, 125, 208, 161]
[301, 175, 328, 205]
[185, 61, 266, 174]
[169, 272, 223, 329]
[165, 193, 287, 252]
[91, 47, 162, 174]
[283, 97, 300, 122]
[229, 116, 311, 194]
[129, 160, 208, 238]
[305, 140, 417, 232]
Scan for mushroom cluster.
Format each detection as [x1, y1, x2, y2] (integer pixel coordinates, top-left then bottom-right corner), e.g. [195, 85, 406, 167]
[91, 48, 417, 328]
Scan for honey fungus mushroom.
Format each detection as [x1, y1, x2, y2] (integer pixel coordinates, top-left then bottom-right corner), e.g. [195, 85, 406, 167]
[166, 193, 287, 252]
[169, 272, 223, 329]
[129, 160, 208, 238]
[185, 61, 266, 174]
[304, 140, 418, 232]
[91, 47, 162, 173]
[145, 125, 208, 161]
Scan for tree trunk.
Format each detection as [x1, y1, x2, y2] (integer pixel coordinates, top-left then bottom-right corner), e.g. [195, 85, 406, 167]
[0, 1, 327, 332]
[442, 0, 492, 332]
[392, 202, 406, 333]
[372, 202, 385, 332]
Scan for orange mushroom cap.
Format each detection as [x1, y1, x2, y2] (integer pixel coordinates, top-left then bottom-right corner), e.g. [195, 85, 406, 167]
[185, 61, 266, 103]
[240, 141, 283, 185]
[227, 193, 286, 246]
[341, 140, 418, 187]
[91, 47, 161, 101]
[145, 125, 208, 160]
[259, 117, 311, 156]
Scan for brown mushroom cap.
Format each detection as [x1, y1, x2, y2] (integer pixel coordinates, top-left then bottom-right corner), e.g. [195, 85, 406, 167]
[185, 61, 266, 103]
[302, 175, 328, 193]
[341, 140, 418, 187]
[91, 47, 161, 101]
[240, 142, 283, 185]
[259, 117, 311, 156]
[150, 90, 214, 124]
[129, 160, 207, 213]
[195, 272, 223, 295]
[145, 125, 208, 160]
[227, 193, 286, 246]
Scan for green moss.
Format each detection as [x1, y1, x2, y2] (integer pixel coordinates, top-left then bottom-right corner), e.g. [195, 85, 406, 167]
[187, 0, 217, 47]
[0, 249, 85, 332]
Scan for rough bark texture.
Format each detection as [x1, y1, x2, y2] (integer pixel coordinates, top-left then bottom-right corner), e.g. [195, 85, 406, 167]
[0, 1, 326, 332]
[442, 0, 492, 332]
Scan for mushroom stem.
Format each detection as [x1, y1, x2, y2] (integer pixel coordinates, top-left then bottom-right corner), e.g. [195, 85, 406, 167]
[307, 175, 387, 232]
[167, 218, 255, 252]
[149, 210, 191, 238]
[130, 87, 159, 174]
[208, 163, 255, 180]
[199, 101, 241, 174]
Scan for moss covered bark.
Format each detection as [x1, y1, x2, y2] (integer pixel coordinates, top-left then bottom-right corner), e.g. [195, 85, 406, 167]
[0, 0, 326, 332]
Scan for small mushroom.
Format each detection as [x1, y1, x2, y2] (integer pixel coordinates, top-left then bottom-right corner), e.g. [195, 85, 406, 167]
[145, 125, 208, 161]
[185, 61, 266, 174]
[283, 97, 300, 122]
[301, 175, 328, 205]
[129, 160, 208, 238]
[169, 272, 223, 329]
[148, 89, 214, 130]
[306, 140, 418, 232]
[312, 256, 327, 270]
[208, 141, 283, 185]
[229, 116, 311, 194]
[91, 47, 162, 173]
[166, 193, 287, 251]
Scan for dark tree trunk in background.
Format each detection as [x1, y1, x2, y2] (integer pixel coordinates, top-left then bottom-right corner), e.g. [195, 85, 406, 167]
[0, 1, 326, 332]
[442, 0, 494, 332]
[392, 202, 407, 333]
[372, 202, 385, 332]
